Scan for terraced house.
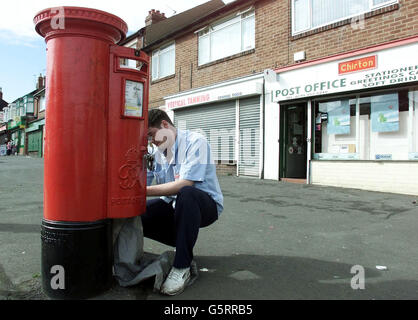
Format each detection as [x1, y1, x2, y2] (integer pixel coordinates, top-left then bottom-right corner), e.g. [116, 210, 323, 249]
[0, 75, 46, 157]
[121, 0, 418, 195]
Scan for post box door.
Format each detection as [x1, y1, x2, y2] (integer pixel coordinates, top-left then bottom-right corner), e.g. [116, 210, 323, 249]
[107, 46, 149, 219]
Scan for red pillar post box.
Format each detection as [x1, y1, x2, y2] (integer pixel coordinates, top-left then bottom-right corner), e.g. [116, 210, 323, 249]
[34, 7, 149, 299]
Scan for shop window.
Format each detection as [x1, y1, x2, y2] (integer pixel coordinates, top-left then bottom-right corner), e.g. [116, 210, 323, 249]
[314, 88, 417, 161]
[11, 132, 18, 145]
[198, 8, 255, 66]
[358, 91, 409, 160]
[409, 89, 418, 159]
[314, 97, 357, 159]
[292, 0, 398, 35]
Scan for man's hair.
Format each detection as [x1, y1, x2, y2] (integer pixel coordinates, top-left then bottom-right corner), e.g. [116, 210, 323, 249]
[148, 109, 174, 128]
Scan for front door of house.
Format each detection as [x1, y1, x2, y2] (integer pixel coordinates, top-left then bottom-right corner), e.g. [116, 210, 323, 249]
[28, 130, 42, 157]
[280, 103, 307, 179]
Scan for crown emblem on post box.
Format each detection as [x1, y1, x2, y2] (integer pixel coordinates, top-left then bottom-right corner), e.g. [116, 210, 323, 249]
[119, 146, 141, 190]
[125, 147, 141, 163]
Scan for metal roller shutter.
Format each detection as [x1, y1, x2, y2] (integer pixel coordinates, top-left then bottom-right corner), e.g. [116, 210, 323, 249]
[239, 96, 260, 176]
[174, 100, 236, 162]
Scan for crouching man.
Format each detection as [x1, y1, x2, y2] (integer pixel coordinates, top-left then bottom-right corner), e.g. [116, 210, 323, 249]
[144, 109, 223, 296]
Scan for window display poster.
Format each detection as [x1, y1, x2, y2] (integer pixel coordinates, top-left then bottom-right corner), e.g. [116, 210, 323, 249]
[371, 93, 399, 133]
[327, 100, 350, 135]
[124, 80, 143, 118]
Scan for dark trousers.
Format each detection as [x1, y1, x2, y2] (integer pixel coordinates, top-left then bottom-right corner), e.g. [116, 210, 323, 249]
[141, 186, 218, 268]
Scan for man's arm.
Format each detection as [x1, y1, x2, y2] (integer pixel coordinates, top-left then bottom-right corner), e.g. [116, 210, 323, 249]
[146, 179, 194, 197]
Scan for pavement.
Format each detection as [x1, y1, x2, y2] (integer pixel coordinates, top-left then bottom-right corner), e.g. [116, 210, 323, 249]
[1, 156, 418, 300]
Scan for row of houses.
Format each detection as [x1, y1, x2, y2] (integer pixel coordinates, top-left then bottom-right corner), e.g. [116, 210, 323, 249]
[120, 0, 418, 195]
[0, 76, 46, 157]
[2, 0, 417, 196]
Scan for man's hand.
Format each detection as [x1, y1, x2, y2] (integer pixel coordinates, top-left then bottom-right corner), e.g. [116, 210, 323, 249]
[146, 179, 194, 197]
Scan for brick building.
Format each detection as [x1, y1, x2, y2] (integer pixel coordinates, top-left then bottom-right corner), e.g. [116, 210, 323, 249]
[26, 75, 46, 158]
[122, 0, 418, 195]
[0, 88, 9, 152]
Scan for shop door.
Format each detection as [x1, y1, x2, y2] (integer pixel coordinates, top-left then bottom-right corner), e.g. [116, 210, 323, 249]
[280, 104, 307, 179]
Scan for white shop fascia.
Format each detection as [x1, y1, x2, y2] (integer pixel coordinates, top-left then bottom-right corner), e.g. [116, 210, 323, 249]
[164, 73, 264, 112]
[268, 38, 418, 102]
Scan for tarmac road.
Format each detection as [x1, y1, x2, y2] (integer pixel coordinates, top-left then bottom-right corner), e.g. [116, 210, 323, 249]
[1, 156, 418, 300]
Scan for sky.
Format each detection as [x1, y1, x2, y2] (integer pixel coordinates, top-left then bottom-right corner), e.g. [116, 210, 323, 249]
[0, 0, 234, 103]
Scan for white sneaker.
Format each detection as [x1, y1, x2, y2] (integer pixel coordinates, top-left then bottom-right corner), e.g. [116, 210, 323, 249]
[161, 266, 191, 296]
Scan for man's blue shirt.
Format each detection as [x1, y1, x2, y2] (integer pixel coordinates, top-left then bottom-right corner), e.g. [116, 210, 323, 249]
[147, 129, 224, 215]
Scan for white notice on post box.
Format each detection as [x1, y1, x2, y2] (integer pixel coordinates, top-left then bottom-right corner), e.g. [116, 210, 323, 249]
[124, 80, 143, 118]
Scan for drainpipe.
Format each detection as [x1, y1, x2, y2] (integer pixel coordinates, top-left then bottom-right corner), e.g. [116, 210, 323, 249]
[261, 77, 265, 179]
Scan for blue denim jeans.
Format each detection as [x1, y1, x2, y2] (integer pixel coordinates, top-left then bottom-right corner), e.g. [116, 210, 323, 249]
[141, 186, 218, 268]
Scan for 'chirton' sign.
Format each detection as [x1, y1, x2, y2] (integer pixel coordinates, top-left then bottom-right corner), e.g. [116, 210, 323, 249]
[339, 55, 377, 75]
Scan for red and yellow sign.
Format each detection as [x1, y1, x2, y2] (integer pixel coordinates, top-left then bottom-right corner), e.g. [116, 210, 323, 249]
[339, 55, 377, 75]
[167, 94, 210, 109]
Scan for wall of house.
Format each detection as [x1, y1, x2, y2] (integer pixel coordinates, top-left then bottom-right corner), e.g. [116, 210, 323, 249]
[288, 0, 417, 64]
[147, 0, 418, 109]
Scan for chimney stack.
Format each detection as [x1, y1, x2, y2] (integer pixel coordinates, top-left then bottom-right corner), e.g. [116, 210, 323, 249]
[145, 9, 167, 26]
[37, 74, 45, 90]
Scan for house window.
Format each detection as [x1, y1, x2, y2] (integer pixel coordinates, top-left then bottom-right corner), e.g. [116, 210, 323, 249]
[198, 8, 255, 66]
[152, 43, 175, 80]
[11, 105, 16, 118]
[18, 99, 25, 116]
[39, 96, 46, 112]
[5, 107, 11, 121]
[292, 0, 398, 35]
[3, 108, 9, 122]
[24, 96, 33, 114]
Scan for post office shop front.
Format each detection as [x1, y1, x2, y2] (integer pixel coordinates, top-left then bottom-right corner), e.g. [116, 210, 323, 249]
[264, 37, 418, 196]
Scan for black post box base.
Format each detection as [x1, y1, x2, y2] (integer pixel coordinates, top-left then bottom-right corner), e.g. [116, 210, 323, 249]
[41, 219, 113, 300]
